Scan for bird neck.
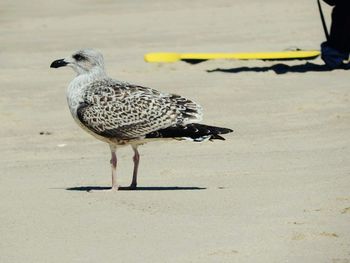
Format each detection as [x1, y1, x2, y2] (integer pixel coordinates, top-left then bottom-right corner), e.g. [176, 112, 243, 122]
[77, 66, 107, 79]
[67, 67, 106, 110]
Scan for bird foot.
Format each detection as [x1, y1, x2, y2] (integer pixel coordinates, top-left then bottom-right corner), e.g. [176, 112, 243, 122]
[88, 186, 120, 193]
[120, 184, 137, 190]
[129, 184, 137, 190]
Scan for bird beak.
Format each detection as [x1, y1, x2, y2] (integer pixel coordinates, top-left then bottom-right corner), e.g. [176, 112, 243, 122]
[50, 59, 68, 68]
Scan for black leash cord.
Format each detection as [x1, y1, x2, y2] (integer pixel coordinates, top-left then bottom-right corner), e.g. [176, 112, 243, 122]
[317, 0, 330, 41]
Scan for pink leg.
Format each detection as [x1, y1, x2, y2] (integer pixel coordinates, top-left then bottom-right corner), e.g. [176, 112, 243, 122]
[90, 145, 119, 193]
[130, 145, 140, 189]
[110, 145, 119, 190]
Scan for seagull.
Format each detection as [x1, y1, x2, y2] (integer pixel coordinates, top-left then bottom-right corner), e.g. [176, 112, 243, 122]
[50, 49, 233, 191]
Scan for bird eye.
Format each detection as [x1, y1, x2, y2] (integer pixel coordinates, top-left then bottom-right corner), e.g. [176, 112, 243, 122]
[73, 54, 85, 61]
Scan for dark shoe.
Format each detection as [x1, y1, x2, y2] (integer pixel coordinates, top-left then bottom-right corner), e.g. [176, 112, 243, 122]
[321, 42, 349, 69]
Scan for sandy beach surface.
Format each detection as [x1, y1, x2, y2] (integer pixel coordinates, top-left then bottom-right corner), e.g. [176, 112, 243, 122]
[1, 0, 349, 262]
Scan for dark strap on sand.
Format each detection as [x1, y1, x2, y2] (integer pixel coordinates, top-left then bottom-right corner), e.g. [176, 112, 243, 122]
[317, 0, 330, 41]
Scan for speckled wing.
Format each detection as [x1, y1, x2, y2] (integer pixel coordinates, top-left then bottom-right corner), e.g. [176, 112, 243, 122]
[76, 79, 203, 139]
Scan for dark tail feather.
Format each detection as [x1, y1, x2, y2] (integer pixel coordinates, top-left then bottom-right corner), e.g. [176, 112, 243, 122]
[145, 123, 233, 142]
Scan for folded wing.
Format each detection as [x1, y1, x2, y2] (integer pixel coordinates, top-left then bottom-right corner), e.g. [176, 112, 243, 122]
[77, 79, 203, 139]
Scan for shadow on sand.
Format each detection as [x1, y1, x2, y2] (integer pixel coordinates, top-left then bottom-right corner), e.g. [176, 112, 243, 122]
[66, 186, 206, 192]
[207, 62, 350, 75]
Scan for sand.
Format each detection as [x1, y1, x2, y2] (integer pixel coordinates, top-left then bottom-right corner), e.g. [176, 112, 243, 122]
[1, 0, 349, 262]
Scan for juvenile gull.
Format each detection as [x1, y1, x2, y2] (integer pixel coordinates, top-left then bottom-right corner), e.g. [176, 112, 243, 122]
[50, 49, 233, 191]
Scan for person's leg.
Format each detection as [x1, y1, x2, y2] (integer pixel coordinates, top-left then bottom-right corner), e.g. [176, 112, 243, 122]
[329, 1, 350, 54]
[321, 1, 350, 68]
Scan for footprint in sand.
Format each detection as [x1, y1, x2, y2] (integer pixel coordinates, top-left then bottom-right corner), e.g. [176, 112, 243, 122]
[341, 207, 350, 214]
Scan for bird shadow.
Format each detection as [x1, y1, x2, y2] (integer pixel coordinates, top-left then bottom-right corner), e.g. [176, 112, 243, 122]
[65, 186, 206, 192]
[207, 62, 350, 74]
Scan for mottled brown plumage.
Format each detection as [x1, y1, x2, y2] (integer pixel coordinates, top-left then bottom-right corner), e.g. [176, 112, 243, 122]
[77, 79, 203, 139]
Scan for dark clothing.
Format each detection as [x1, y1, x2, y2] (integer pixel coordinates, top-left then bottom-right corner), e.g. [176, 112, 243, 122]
[323, 0, 347, 6]
[323, 0, 336, 6]
[321, 0, 350, 68]
[328, 0, 350, 53]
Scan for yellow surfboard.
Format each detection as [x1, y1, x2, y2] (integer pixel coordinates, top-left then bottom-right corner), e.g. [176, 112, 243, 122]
[144, 50, 321, 63]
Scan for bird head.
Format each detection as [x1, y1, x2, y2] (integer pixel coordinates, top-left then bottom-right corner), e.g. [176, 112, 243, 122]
[50, 49, 105, 75]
